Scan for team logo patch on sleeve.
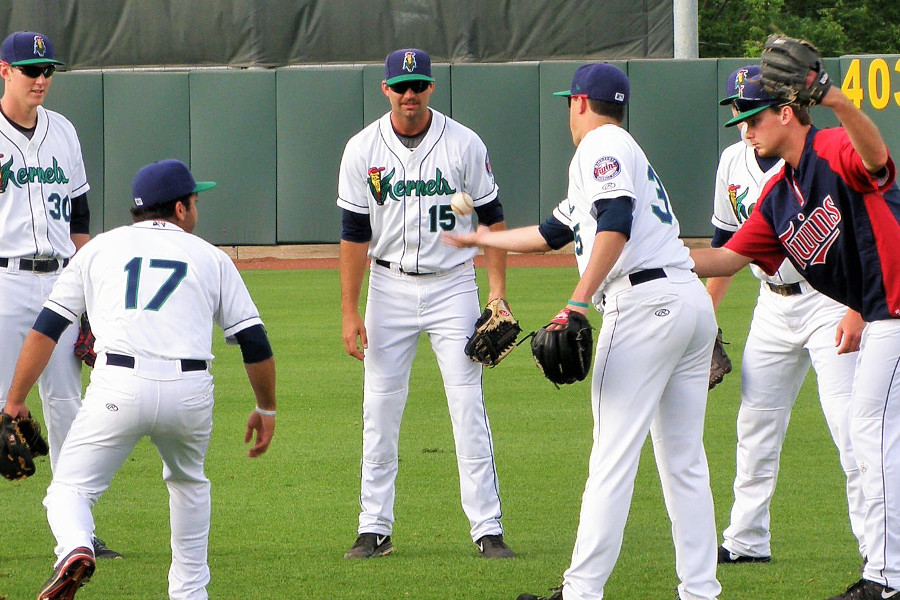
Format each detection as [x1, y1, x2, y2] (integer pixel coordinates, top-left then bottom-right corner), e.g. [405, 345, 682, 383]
[485, 153, 494, 180]
[593, 156, 620, 181]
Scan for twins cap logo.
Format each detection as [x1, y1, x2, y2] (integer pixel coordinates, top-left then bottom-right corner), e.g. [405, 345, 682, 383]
[33, 35, 48, 58]
[593, 156, 620, 181]
[403, 51, 416, 73]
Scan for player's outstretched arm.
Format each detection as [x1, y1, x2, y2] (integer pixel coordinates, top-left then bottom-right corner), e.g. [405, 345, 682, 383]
[822, 86, 889, 174]
[443, 224, 551, 254]
[705, 276, 735, 311]
[340, 240, 370, 361]
[244, 357, 276, 458]
[3, 329, 60, 419]
[690, 247, 752, 279]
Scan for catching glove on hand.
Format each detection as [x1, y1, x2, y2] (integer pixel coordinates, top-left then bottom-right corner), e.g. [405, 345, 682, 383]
[760, 34, 832, 106]
[709, 328, 733, 390]
[0, 413, 36, 481]
[465, 298, 522, 367]
[530, 308, 593, 386]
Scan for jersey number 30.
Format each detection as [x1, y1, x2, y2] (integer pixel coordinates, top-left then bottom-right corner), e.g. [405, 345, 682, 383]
[123, 257, 188, 311]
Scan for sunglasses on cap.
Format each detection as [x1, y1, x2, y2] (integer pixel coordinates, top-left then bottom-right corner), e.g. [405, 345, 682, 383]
[732, 97, 778, 113]
[567, 93, 589, 107]
[388, 80, 431, 95]
[15, 64, 56, 78]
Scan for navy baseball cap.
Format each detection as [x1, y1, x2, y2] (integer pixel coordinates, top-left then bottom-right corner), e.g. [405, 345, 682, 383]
[1, 31, 64, 66]
[720, 65, 762, 105]
[132, 159, 216, 208]
[385, 48, 434, 86]
[554, 63, 629, 105]
[724, 71, 782, 128]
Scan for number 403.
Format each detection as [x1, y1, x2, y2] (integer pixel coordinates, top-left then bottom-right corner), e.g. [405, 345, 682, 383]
[841, 57, 900, 110]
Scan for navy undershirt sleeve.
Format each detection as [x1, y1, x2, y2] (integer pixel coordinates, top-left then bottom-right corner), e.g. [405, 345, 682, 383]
[711, 227, 734, 248]
[341, 209, 372, 243]
[592, 196, 633, 238]
[473, 198, 504, 226]
[234, 324, 274, 364]
[32, 308, 73, 342]
[537, 214, 575, 250]
[70, 194, 90, 235]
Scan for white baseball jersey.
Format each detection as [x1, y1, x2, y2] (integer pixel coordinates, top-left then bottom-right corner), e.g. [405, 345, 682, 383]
[0, 105, 89, 259]
[337, 108, 498, 273]
[711, 140, 805, 285]
[551, 123, 693, 306]
[43, 220, 263, 359]
[548, 123, 720, 600]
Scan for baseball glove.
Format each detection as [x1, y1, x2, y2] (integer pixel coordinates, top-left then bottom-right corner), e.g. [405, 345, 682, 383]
[760, 34, 832, 106]
[709, 328, 733, 390]
[16, 414, 49, 457]
[74, 313, 96, 368]
[530, 308, 593, 386]
[1, 413, 36, 481]
[465, 298, 522, 367]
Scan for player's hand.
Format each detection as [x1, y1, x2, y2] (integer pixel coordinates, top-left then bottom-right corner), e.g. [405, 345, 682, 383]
[245, 409, 275, 457]
[442, 225, 490, 249]
[835, 309, 865, 355]
[342, 312, 367, 361]
[2, 402, 30, 420]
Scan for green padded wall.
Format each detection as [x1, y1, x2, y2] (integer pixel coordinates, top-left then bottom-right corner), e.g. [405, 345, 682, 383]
[43, 72, 105, 236]
[276, 67, 363, 243]
[538, 61, 630, 219]
[451, 63, 540, 228]
[190, 70, 277, 245]
[628, 59, 720, 237]
[102, 72, 190, 229]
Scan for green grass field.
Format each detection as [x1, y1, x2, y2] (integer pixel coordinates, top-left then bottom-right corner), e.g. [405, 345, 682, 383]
[4, 266, 863, 599]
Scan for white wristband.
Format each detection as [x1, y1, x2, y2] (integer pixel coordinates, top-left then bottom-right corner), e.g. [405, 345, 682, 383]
[255, 406, 276, 417]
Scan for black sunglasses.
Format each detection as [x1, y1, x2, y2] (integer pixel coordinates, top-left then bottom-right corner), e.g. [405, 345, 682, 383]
[16, 64, 56, 78]
[733, 98, 776, 113]
[388, 80, 431, 95]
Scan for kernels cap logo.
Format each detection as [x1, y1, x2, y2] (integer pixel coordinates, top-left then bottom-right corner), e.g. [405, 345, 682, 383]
[33, 35, 47, 58]
[593, 156, 620, 181]
[403, 51, 416, 73]
[735, 68, 750, 97]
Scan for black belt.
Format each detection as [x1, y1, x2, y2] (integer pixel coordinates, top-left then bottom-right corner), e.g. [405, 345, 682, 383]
[0, 257, 68, 273]
[766, 282, 802, 296]
[628, 268, 667, 286]
[106, 353, 208, 372]
[374, 258, 433, 276]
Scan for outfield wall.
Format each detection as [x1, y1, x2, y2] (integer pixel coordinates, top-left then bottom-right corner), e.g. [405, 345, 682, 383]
[43, 56, 900, 243]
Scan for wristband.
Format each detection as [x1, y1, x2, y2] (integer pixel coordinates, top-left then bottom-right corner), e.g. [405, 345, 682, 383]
[255, 406, 277, 417]
[567, 300, 590, 308]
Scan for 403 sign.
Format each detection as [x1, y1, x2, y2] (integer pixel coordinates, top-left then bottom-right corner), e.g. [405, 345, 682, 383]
[840, 56, 900, 110]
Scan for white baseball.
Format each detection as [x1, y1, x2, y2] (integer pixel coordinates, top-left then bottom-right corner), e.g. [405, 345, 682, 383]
[450, 191, 474, 216]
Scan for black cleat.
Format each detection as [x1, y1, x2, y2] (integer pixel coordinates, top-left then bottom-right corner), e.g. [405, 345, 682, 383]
[826, 578, 898, 600]
[37, 546, 95, 599]
[92, 536, 123, 560]
[517, 586, 563, 600]
[344, 533, 393, 559]
[476, 534, 515, 558]
[717, 545, 771, 564]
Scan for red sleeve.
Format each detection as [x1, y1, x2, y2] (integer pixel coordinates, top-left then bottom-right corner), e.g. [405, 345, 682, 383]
[814, 128, 897, 193]
[723, 202, 786, 276]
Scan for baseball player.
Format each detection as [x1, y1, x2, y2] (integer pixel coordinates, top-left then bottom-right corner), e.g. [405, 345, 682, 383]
[2, 159, 277, 599]
[708, 66, 866, 564]
[338, 48, 514, 559]
[691, 42, 899, 600]
[0, 30, 121, 559]
[446, 63, 721, 600]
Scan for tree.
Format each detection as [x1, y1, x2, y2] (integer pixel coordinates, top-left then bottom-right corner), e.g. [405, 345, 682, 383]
[699, 0, 900, 57]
